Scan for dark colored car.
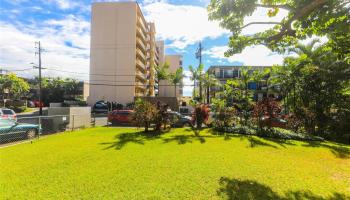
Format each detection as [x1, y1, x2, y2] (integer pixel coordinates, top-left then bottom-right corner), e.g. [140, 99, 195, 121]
[92, 101, 109, 114]
[167, 111, 193, 128]
[108, 110, 133, 125]
[0, 119, 40, 143]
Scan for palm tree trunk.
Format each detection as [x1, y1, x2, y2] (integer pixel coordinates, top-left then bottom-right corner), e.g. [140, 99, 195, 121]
[174, 84, 177, 97]
[206, 85, 210, 104]
[193, 80, 196, 98]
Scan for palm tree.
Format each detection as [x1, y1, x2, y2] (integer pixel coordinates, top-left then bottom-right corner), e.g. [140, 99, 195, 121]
[155, 63, 170, 96]
[169, 68, 183, 97]
[189, 64, 204, 101]
[202, 72, 220, 104]
[155, 62, 170, 81]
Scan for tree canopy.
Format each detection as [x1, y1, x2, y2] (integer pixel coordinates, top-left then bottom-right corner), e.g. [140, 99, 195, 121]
[208, 0, 350, 56]
[0, 73, 30, 99]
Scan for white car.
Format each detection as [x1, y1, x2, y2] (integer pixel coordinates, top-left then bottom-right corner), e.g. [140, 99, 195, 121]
[0, 108, 17, 121]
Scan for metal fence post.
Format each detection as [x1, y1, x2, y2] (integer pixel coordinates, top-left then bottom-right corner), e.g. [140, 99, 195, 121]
[72, 115, 75, 131]
[38, 116, 41, 139]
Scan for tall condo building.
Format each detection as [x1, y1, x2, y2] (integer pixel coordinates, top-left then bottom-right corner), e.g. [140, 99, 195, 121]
[88, 2, 163, 105]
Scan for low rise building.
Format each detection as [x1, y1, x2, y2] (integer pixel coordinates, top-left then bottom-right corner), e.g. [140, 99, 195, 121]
[207, 65, 279, 103]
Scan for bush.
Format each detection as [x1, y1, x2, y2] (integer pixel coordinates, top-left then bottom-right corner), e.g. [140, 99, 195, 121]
[213, 107, 237, 130]
[193, 104, 210, 128]
[214, 125, 324, 142]
[131, 99, 158, 132]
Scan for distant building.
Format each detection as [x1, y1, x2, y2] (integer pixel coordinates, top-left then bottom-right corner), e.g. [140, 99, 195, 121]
[88, 2, 182, 105]
[158, 55, 183, 98]
[207, 65, 279, 103]
[88, 2, 164, 105]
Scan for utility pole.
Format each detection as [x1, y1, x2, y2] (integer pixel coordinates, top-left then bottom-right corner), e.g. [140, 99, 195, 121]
[34, 41, 43, 115]
[195, 42, 203, 101]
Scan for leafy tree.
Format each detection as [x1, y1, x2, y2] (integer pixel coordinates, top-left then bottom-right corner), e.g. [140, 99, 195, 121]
[64, 78, 80, 99]
[131, 99, 158, 132]
[0, 73, 30, 100]
[169, 67, 183, 97]
[281, 40, 350, 136]
[222, 66, 255, 125]
[208, 0, 349, 56]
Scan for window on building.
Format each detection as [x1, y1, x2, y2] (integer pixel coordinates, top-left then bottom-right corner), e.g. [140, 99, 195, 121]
[232, 70, 239, 78]
[220, 69, 224, 78]
[224, 69, 233, 78]
[248, 82, 257, 90]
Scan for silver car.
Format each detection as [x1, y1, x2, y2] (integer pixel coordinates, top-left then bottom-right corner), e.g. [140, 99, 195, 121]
[0, 108, 17, 121]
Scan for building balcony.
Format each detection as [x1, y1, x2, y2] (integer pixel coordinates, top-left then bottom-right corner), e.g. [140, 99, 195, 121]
[136, 27, 147, 43]
[136, 70, 147, 83]
[135, 81, 146, 91]
[136, 37, 147, 54]
[136, 59, 146, 73]
[136, 48, 146, 63]
[137, 17, 148, 34]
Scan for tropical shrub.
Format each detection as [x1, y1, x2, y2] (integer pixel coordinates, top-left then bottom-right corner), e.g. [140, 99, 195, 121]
[193, 104, 210, 129]
[213, 107, 237, 130]
[131, 99, 158, 132]
[253, 98, 282, 129]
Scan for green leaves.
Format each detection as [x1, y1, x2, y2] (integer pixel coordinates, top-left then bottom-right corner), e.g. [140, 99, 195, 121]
[0, 73, 30, 99]
[155, 62, 170, 81]
[208, 0, 349, 56]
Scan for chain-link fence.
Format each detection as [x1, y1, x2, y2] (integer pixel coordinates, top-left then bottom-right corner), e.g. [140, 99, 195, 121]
[0, 114, 108, 146]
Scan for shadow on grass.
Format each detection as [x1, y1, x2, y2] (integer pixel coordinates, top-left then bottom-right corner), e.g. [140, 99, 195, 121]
[217, 177, 349, 200]
[162, 134, 215, 145]
[209, 129, 350, 159]
[303, 141, 350, 159]
[100, 128, 350, 158]
[100, 131, 161, 150]
[100, 128, 211, 149]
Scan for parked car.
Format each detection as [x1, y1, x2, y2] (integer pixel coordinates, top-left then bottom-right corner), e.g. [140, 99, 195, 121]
[108, 110, 133, 125]
[33, 100, 44, 108]
[0, 119, 40, 143]
[167, 111, 193, 128]
[260, 116, 287, 128]
[0, 108, 17, 121]
[92, 101, 109, 114]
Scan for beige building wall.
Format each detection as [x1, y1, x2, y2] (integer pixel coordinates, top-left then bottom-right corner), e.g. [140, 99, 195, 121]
[158, 55, 183, 98]
[88, 2, 151, 105]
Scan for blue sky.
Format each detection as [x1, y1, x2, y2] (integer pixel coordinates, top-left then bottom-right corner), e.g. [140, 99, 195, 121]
[0, 0, 289, 96]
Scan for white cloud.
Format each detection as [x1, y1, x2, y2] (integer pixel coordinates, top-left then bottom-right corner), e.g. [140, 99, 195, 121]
[203, 45, 285, 66]
[242, 7, 289, 35]
[182, 70, 193, 96]
[142, 2, 229, 49]
[46, 0, 79, 10]
[0, 16, 90, 80]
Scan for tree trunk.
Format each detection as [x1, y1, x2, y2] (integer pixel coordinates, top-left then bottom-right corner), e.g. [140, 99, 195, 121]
[193, 80, 196, 98]
[174, 84, 177, 97]
[145, 121, 149, 132]
[206, 86, 210, 104]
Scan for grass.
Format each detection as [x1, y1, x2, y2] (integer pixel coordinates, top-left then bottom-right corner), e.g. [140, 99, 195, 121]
[0, 127, 349, 200]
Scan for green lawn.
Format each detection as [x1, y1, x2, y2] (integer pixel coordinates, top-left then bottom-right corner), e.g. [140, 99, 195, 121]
[1, 127, 349, 200]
